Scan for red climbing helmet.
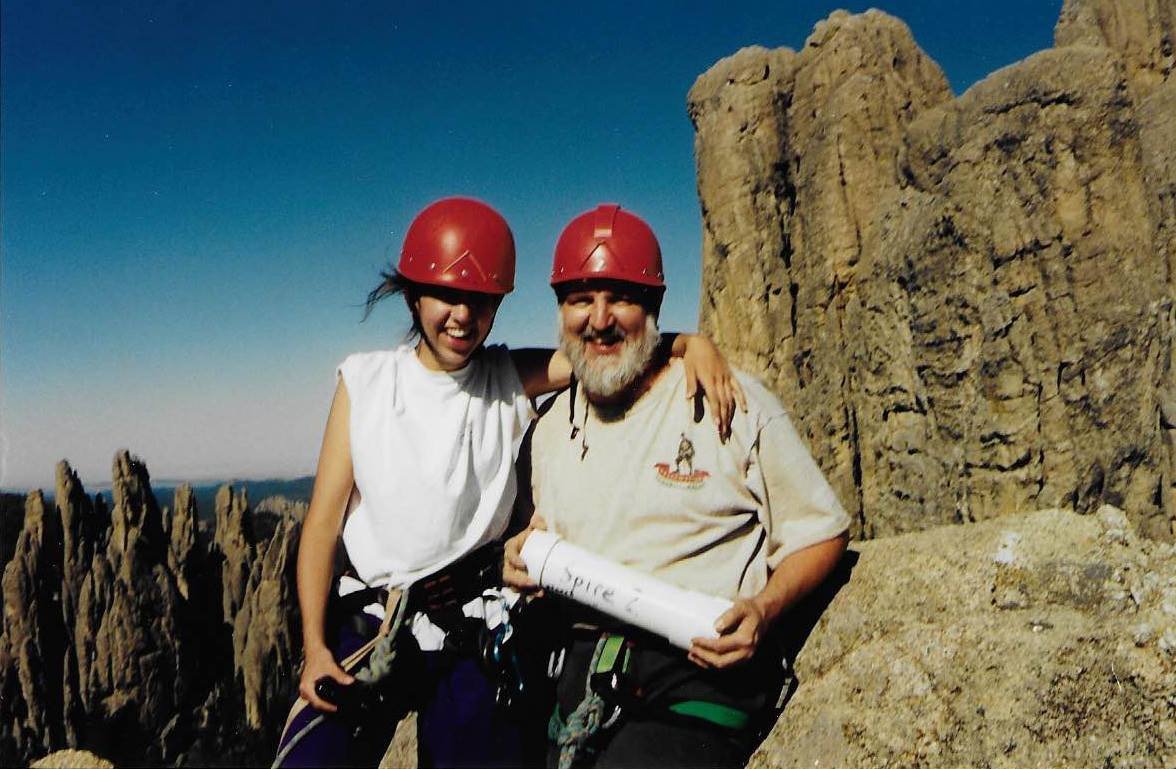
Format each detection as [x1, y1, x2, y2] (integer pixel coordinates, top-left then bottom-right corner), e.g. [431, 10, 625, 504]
[551, 204, 664, 289]
[397, 197, 515, 295]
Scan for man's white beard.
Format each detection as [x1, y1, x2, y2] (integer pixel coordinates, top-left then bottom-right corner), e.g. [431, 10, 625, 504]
[560, 315, 660, 400]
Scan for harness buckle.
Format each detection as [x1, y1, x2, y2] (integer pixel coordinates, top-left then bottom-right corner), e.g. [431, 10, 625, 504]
[588, 636, 642, 710]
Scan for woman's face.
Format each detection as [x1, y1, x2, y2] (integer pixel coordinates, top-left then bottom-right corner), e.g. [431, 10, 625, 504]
[412, 286, 501, 371]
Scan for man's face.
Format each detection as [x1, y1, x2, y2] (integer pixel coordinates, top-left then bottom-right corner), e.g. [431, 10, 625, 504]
[558, 282, 660, 400]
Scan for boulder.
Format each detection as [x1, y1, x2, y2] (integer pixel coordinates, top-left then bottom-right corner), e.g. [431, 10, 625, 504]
[753, 507, 1175, 768]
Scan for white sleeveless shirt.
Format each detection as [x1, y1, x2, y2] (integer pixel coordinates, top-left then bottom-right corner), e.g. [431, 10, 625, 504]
[337, 344, 533, 589]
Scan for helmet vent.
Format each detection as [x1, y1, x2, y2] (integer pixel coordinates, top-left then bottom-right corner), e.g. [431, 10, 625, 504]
[592, 204, 621, 239]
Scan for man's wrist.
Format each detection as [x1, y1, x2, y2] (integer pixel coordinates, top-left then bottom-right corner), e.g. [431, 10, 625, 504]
[751, 592, 784, 629]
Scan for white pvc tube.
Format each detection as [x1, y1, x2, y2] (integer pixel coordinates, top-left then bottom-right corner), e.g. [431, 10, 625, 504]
[520, 530, 733, 650]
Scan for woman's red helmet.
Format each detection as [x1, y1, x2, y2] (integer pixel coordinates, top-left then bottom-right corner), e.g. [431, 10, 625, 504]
[398, 197, 515, 295]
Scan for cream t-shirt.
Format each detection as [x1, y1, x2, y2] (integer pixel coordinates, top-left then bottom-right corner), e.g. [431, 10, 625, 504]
[338, 344, 534, 589]
[524, 359, 849, 602]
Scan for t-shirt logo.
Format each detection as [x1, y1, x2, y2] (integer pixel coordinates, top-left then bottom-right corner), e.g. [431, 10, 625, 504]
[654, 432, 710, 489]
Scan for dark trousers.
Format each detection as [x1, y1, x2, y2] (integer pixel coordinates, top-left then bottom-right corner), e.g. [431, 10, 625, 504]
[275, 613, 536, 768]
[548, 634, 779, 769]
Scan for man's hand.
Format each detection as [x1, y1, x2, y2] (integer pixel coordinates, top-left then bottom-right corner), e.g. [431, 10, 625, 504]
[503, 514, 547, 594]
[298, 644, 354, 713]
[687, 597, 766, 669]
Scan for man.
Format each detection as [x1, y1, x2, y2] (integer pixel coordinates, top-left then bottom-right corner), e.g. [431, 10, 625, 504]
[504, 203, 851, 768]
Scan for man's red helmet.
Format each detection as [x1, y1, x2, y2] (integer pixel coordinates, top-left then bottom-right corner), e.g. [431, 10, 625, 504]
[551, 204, 664, 289]
[398, 197, 515, 295]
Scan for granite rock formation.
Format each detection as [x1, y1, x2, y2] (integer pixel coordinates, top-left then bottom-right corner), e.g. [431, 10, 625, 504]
[0, 492, 65, 759]
[234, 513, 301, 732]
[215, 484, 253, 629]
[0, 452, 304, 767]
[30, 748, 115, 768]
[0, 494, 26, 571]
[751, 507, 1175, 768]
[691, 0, 1176, 541]
[1055, 0, 1176, 95]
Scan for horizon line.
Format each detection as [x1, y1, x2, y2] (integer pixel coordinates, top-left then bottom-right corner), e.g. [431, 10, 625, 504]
[1, 472, 316, 496]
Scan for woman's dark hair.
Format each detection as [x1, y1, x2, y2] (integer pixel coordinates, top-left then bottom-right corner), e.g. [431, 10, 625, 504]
[362, 269, 423, 337]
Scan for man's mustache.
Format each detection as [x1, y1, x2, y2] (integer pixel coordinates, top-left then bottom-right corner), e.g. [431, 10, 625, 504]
[581, 327, 625, 345]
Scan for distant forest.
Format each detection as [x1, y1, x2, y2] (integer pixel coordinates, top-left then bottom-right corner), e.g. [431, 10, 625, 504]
[1, 475, 315, 526]
[162, 476, 315, 521]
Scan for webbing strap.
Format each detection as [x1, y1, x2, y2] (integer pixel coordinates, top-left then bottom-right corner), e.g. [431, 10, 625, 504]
[552, 694, 751, 733]
[595, 634, 625, 675]
[667, 700, 750, 730]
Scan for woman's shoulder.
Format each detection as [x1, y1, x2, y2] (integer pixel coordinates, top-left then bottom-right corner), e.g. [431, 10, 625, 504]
[475, 343, 530, 393]
[477, 342, 512, 368]
[337, 347, 410, 390]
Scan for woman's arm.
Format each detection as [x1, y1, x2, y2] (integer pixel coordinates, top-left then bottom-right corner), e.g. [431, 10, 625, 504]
[296, 379, 357, 712]
[510, 347, 572, 400]
[669, 334, 748, 441]
[510, 334, 746, 435]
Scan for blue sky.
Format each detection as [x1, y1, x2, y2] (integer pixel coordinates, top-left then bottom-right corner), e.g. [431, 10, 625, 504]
[1, 0, 1062, 491]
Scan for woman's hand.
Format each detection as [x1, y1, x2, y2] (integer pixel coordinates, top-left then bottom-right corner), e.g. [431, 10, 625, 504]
[298, 644, 355, 713]
[679, 335, 747, 441]
[503, 514, 547, 594]
[687, 597, 765, 670]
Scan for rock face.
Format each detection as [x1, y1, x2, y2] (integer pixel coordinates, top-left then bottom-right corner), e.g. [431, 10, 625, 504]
[0, 452, 304, 767]
[692, 0, 1176, 541]
[234, 514, 301, 732]
[1055, 0, 1176, 95]
[0, 492, 65, 759]
[752, 507, 1175, 768]
[74, 452, 190, 764]
[0, 494, 25, 571]
[215, 484, 253, 627]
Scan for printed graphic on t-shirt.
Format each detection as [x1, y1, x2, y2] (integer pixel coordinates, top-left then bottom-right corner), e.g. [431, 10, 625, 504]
[654, 432, 710, 489]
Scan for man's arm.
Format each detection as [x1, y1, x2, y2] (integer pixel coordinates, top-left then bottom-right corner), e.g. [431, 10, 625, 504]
[687, 532, 847, 669]
[690, 399, 851, 669]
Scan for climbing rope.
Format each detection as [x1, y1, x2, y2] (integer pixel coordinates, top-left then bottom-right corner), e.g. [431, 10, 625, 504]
[270, 587, 412, 769]
[552, 635, 623, 769]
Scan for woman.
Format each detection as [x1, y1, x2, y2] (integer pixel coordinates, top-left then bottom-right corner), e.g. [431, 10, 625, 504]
[274, 197, 742, 768]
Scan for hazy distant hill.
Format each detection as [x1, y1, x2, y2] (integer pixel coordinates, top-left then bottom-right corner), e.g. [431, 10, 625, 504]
[159, 476, 315, 522]
[5, 476, 315, 524]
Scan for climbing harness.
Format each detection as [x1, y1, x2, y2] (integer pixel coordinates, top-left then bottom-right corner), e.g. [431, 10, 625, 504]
[271, 584, 411, 769]
[548, 631, 763, 769]
[551, 634, 629, 769]
[273, 543, 513, 767]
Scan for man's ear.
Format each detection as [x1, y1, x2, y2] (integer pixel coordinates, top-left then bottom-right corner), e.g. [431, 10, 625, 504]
[643, 286, 665, 318]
